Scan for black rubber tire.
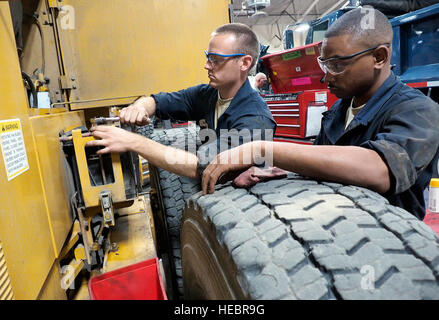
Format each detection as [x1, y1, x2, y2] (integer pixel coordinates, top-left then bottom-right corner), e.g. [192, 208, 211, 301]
[149, 126, 201, 298]
[182, 174, 439, 300]
[136, 116, 155, 138]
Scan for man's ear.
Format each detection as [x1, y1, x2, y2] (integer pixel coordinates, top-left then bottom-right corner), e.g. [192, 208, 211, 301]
[240, 55, 253, 72]
[373, 45, 390, 69]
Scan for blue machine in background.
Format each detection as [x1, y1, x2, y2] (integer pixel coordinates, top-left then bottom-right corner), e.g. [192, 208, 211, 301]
[304, 9, 351, 45]
[283, 8, 352, 49]
[282, 3, 439, 101]
[390, 3, 439, 89]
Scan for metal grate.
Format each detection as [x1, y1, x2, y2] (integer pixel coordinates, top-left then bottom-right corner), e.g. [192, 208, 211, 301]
[0, 242, 14, 300]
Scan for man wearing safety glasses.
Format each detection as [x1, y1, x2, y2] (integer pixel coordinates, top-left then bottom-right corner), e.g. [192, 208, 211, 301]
[87, 23, 275, 181]
[201, 8, 439, 221]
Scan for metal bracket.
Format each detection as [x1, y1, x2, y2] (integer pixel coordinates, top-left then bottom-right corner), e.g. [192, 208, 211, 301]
[100, 190, 115, 227]
[59, 75, 76, 90]
[76, 208, 93, 265]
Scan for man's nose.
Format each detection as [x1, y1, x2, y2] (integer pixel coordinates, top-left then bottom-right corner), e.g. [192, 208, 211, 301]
[323, 72, 334, 83]
[204, 61, 212, 71]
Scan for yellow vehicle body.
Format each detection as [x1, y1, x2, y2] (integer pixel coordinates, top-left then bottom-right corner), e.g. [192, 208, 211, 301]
[0, 0, 230, 300]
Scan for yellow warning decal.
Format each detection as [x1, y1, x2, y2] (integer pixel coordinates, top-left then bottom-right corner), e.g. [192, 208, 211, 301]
[0, 120, 21, 133]
[0, 118, 29, 181]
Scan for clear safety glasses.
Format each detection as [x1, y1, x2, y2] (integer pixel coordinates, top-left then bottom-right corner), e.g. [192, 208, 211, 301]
[205, 51, 246, 67]
[317, 43, 390, 75]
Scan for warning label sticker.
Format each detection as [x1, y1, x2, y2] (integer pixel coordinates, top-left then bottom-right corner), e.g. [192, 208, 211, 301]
[305, 47, 316, 56]
[0, 119, 29, 181]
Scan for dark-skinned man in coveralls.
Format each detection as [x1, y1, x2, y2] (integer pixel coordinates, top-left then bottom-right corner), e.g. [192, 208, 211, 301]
[201, 8, 439, 221]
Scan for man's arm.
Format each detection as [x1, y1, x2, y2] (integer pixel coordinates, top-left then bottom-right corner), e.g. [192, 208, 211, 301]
[201, 141, 390, 195]
[86, 126, 199, 179]
[119, 85, 210, 126]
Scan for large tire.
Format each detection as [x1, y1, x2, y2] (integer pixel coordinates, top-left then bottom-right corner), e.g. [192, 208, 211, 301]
[182, 174, 439, 300]
[149, 126, 201, 298]
[136, 116, 155, 138]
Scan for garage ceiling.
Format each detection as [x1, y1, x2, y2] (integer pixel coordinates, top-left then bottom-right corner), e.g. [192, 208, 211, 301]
[231, 0, 351, 51]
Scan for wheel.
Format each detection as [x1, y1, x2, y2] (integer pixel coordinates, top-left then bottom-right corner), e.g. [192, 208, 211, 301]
[136, 116, 155, 138]
[182, 174, 439, 300]
[149, 126, 201, 298]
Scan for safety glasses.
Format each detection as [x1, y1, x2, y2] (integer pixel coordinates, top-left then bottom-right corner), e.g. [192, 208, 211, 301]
[317, 43, 390, 75]
[205, 51, 246, 67]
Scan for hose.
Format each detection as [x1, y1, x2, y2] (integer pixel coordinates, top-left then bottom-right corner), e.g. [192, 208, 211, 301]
[24, 12, 46, 75]
[21, 71, 38, 108]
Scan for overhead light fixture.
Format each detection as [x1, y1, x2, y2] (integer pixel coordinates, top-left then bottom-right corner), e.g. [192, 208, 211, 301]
[246, 0, 270, 10]
[241, 0, 269, 17]
[251, 10, 268, 17]
[235, 0, 269, 18]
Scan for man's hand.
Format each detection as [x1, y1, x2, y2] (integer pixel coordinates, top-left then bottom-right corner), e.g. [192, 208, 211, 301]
[201, 144, 255, 195]
[86, 125, 139, 155]
[119, 96, 156, 125]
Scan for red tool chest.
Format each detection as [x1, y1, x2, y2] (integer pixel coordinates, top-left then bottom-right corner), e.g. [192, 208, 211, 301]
[261, 42, 338, 143]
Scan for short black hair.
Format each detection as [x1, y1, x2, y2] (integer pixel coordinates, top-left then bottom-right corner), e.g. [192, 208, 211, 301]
[325, 7, 393, 48]
[212, 23, 260, 69]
